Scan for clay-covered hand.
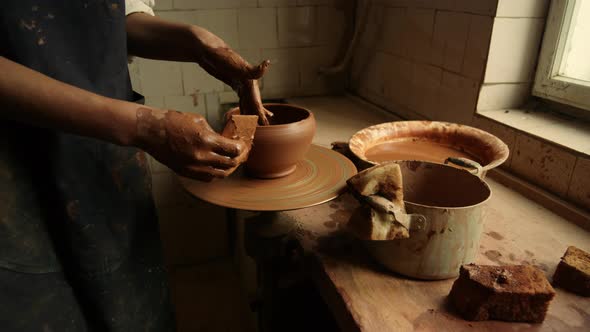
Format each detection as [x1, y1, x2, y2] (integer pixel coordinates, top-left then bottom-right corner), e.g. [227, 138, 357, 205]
[190, 27, 272, 125]
[136, 108, 246, 181]
[192, 26, 269, 89]
[236, 79, 273, 126]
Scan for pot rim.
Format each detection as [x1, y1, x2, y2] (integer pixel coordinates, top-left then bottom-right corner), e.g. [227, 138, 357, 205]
[398, 160, 493, 210]
[228, 103, 313, 129]
[404, 186, 492, 210]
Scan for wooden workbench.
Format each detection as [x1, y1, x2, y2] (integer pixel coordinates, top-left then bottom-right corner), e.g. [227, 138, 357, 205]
[280, 178, 590, 332]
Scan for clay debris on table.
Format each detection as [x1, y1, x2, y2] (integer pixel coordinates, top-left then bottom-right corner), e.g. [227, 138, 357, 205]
[346, 162, 409, 240]
[449, 264, 556, 323]
[221, 114, 258, 175]
[553, 246, 590, 296]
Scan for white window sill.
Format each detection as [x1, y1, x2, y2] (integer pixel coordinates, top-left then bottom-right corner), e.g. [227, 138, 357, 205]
[478, 107, 590, 157]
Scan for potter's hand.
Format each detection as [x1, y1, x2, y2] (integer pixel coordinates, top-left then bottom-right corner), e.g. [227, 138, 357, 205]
[193, 26, 270, 88]
[192, 28, 273, 125]
[136, 108, 246, 181]
[125, 13, 273, 125]
[236, 80, 273, 126]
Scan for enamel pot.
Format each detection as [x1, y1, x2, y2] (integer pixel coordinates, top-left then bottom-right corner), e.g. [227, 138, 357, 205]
[364, 160, 491, 280]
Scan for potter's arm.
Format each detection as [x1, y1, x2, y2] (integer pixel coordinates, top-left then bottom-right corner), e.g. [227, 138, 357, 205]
[126, 13, 272, 125]
[0, 56, 245, 181]
[0, 56, 138, 146]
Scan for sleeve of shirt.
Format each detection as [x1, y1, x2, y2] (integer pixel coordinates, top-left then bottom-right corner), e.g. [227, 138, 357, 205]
[125, 0, 155, 63]
[125, 0, 155, 16]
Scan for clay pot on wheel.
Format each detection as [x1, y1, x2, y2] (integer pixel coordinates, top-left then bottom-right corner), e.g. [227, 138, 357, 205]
[227, 103, 316, 179]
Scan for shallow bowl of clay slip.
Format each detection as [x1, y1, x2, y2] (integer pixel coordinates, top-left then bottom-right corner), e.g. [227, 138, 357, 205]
[227, 103, 316, 179]
[349, 121, 509, 176]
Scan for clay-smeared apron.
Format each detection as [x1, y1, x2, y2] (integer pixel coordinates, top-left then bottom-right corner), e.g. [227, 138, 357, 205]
[0, 1, 174, 331]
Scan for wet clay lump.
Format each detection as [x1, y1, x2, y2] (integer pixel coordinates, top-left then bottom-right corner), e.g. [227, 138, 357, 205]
[552, 246, 590, 296]
[449, 264, 556, 323]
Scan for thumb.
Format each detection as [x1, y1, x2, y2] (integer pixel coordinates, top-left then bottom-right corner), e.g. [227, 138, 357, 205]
[246, 60, 271, 80]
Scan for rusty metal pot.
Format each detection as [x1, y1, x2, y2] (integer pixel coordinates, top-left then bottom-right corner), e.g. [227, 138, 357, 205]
[364, 161, 491, 280]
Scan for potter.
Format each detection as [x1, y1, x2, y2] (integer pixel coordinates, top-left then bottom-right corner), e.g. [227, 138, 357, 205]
[0, 0, 272, 330]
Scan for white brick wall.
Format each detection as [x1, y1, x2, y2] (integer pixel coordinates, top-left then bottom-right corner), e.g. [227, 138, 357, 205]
[484, 18, 545, 83]
[278, 6, 317, 47]
[238, 8, 279, 48]
[351, 0, 499, 125]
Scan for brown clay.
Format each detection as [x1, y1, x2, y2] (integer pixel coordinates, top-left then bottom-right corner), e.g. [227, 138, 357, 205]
[187, 27, 272, 125]
[221, 114, 258, 175]
[349, 121, 509, 173]
[449, 264, 556, 323]
[552, 246, 590, 296]
[135, 107, 246, 181]
[178, 145, 357, 211]
[227, 103, 316, 179]
[365, 139, 476, 164]
[198, 45, 270, 85]
[197, 46, 272, 125]
[236, 79, 273, 125]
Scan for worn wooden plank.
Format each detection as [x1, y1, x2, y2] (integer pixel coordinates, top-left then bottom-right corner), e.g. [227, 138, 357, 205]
[284, 179, 590, 331]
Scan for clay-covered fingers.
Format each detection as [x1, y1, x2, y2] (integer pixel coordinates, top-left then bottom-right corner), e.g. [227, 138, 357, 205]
[246, 60, 271, 80]
[252, 104, 271, 126]
[237, 80, 272, 125]
[176, 165, 228, 182]
[194, 150, 237, 170]
[259, 106, 273, 126]
[136, 109, 249, 182]
[210, 134, 246, 159]
[200, 46, 270, 85]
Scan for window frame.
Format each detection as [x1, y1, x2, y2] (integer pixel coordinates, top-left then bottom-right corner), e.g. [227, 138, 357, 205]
[533, 0, 590, 112]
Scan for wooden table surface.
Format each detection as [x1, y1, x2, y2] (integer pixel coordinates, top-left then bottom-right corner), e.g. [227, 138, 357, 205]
[280, 178, 590, 332]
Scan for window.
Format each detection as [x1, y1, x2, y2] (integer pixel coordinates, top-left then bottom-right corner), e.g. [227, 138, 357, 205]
[533, 0, 590, 111]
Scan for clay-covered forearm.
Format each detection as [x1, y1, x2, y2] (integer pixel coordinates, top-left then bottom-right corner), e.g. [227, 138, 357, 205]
[125, 13, 269, 87]
[126, 13, 273, 125]
[0, 56, 140, 146]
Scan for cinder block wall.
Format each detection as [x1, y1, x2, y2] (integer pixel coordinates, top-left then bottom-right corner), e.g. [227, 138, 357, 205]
[128, 0, 351, 267]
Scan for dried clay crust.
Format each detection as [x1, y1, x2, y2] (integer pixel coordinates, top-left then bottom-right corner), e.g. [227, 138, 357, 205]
[449, 264, 556, 323]
[553, 246, 590, 297]
[347, 162, 409, 240]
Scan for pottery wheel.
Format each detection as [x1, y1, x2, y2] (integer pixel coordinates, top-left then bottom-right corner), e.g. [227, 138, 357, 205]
[179, 145, 357, 211]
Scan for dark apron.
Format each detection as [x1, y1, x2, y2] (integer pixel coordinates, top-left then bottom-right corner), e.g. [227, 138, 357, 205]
[0, 1, 174, 331]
